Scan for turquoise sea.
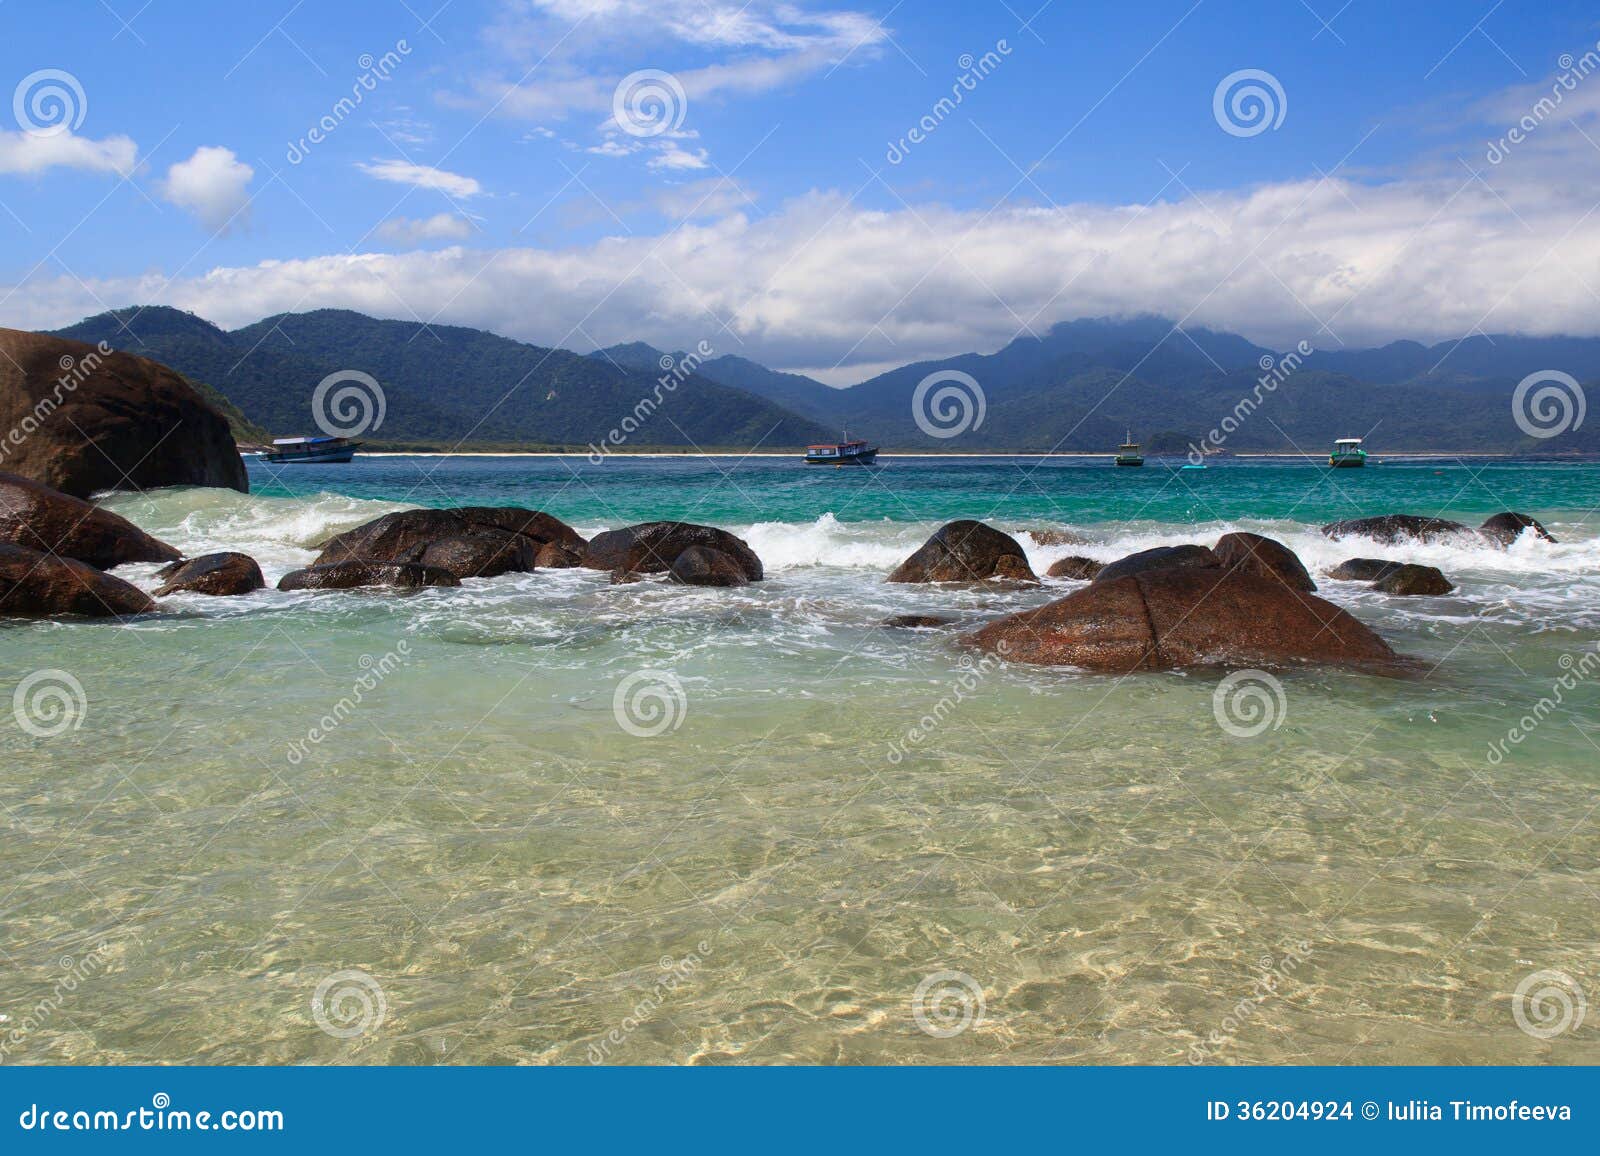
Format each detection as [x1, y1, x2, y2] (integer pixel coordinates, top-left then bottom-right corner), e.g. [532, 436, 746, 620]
[2, 454, 1597, 1064]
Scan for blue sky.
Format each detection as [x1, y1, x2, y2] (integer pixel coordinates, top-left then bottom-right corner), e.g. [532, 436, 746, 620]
[4, 1, 1600, 379]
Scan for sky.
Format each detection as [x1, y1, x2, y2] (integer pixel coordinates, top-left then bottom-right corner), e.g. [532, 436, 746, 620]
[3, 0, 1600, 382]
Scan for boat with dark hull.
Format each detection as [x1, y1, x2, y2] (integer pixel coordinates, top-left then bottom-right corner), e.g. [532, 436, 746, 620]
[804, 436, 879, 466]
[258, 436, 363, 464]
[1114, 431, 1144, 467]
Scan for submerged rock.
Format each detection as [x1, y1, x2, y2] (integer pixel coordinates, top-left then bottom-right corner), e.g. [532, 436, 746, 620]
[669, 545, 751, 587]
[1046, 555, 1104, 581]
[887, 520, 1037, 583]
[313, 506, 586, 579]
[0, 328, 246, 498]
[1371, 564, 1454, 596]
[584, 521, 763, 582]
[1020, 528, 1086, 547]
[154, 552, 265, 597]
[881, 614, 956, 629]
[1326, 558, 1402, 582]
[1478, 512, 1556, 546]
[1212, 532, 1315, 592]
[277, 561, 460, 591]
[1320, 514, 1473, 544]
[0, 541, 155, 617]
[0, 471, 179, 569]
[963, 569, 1397, 672]
[1092, 544, 1219, 584]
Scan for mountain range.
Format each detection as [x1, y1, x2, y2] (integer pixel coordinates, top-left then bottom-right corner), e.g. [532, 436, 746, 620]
[47, 308, 1600, 453]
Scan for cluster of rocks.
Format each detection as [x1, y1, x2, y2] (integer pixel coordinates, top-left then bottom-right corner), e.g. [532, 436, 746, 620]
[1313, 509, 1555, 597]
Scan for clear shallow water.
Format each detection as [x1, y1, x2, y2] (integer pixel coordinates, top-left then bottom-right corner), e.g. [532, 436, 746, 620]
[2, 455, 1598, 1065]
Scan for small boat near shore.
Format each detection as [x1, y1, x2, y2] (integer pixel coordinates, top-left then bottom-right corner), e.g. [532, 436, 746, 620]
[1114, 431, 1144, 467]
[1329, 437, 1368, 468]
[804, 433, 879, 466]
[258, 435, 363, 464]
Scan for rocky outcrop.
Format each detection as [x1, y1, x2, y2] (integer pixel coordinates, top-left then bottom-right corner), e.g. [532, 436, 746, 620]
[887, 520, 1036, 583]
[154, 552, 265, 597]
[0, 542, 155, 616]
[1372, 564, 1454, 596]
[881, 614, 956, 628]
[0, 328, 247, 498]
[534, 541, 584, 568]
[962, 569, 1397, 672]
[668, 545, 752, 587]
[1320, 514, 1473, 544]
[584, 521, 763, 582]
[1046, 555, 1104, 580]
[1326, 558, 1401, 582]
[277, 561, 461, 591]
[1092, 544, 1219, 584]
[1479, 512, 1556, 546]
[0, 471, 179, 568]
[312, 506, 586, 580]
[1020, 528, 1086, 547]
[1212, 532, 1315, 592]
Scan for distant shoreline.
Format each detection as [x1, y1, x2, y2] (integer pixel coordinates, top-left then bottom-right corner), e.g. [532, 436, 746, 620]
[327, 449, 1564, 460]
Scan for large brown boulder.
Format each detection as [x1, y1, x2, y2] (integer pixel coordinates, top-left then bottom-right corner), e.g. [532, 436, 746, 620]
[278, 561, 460, 591]
[1046, 555, 1103, 580]
[963, 569, 1397, 672]
[1320, 514, 1472, 544]
[1479, 512, 1555, 546]
[1326, 558, 1401, 582]
[1093, 544, 1218, 584]
[312, 506, 586, 579]
[0, 541, 155, 616]
[1372, 564, 1454, 596]
[887, 520, 1036, 583]
[154, 552, 265, 596]
[669, 545, 751, 587]
[0, 328, 246, 498]
[0, 471, 179, 568]
[1213, 532, 1315, 592]
[583, 521, 763, 581]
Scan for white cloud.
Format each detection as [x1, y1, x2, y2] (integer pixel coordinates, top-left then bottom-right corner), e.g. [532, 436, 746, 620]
[646, 141, 709, 170]
[356, 158, 483, 198]
[378, 213, 475, 242]
[0, 129, 137, 176]
[587, 139, 637, 158]
[652, 176, 754, 218]
[13, 149, 1600, 377]
[159, 146, 254, 232]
